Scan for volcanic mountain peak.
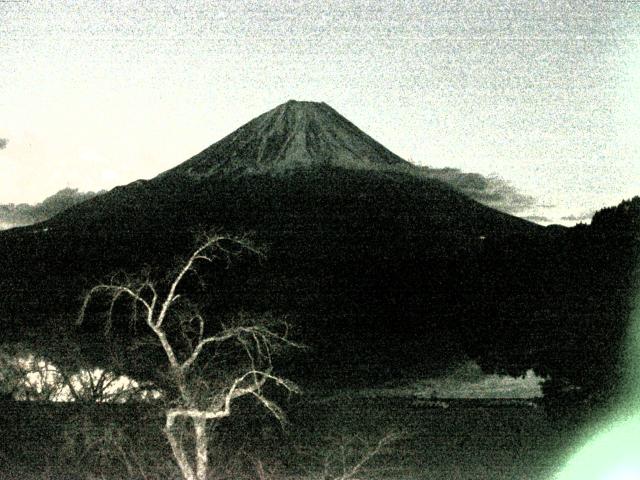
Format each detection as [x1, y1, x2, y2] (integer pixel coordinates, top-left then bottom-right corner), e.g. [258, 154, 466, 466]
[164, 100, 409, 178]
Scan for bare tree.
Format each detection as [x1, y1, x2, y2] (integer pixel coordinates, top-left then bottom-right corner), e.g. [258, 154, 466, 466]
[78, 233, 300, 480]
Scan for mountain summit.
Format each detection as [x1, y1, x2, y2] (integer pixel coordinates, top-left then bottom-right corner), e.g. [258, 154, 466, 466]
[163, 100, 409, 177]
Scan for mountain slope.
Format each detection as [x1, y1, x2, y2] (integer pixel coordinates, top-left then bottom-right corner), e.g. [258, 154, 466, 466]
[0, 100, 543, 384]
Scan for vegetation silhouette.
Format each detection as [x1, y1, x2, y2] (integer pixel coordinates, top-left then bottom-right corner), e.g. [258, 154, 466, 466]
[0, 100, 636, 412]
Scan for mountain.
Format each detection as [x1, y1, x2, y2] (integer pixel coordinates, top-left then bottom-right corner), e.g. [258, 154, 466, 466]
[161, 100, 408, 177]
[0, 100, 545, 385]
[43, 100, 537, 238]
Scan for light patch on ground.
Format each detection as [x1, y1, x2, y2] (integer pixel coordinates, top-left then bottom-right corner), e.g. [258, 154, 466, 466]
[333, 361, 545, 400]
[554, 413, 640, 480]
[0, 222, 17, 230]
[417, 368, 543, 399]
[9, 355, 160, 402]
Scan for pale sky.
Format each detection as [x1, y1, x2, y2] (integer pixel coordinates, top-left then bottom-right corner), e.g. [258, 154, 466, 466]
[1, 1, 639, 224]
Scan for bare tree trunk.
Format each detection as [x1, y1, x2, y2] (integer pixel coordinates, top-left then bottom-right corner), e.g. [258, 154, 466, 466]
[165, 416, 196, 480]
[194, 416, 208, 480]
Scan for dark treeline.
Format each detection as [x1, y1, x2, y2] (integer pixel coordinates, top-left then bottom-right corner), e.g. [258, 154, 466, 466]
[0, 164, 637, 408]
[466, 196, 640, 407]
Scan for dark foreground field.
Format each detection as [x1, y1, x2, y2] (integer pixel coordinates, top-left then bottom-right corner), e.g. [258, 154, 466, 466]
[0, 397, 584, 480]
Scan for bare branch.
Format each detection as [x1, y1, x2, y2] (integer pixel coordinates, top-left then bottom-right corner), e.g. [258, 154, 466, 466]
[78, 284, 151, 327]
[324, 433, 399, 480]
[181, 328, 240, 371]
[156, 235, 229, 329]
[152, 326, 181, 371]
[335, 434, 397, 480]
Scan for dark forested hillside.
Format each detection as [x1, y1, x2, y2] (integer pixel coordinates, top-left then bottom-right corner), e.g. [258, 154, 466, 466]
[466, 196, 640, 406]
[0, 163, 537, 385]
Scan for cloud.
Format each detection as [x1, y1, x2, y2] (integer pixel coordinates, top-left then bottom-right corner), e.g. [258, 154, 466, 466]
[0, 138, 7, 150]
[524, 215, 552, 224]
[561, 211, 595, 222]
[0, 188, 102, 230]
[416, 166, 537, 214]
